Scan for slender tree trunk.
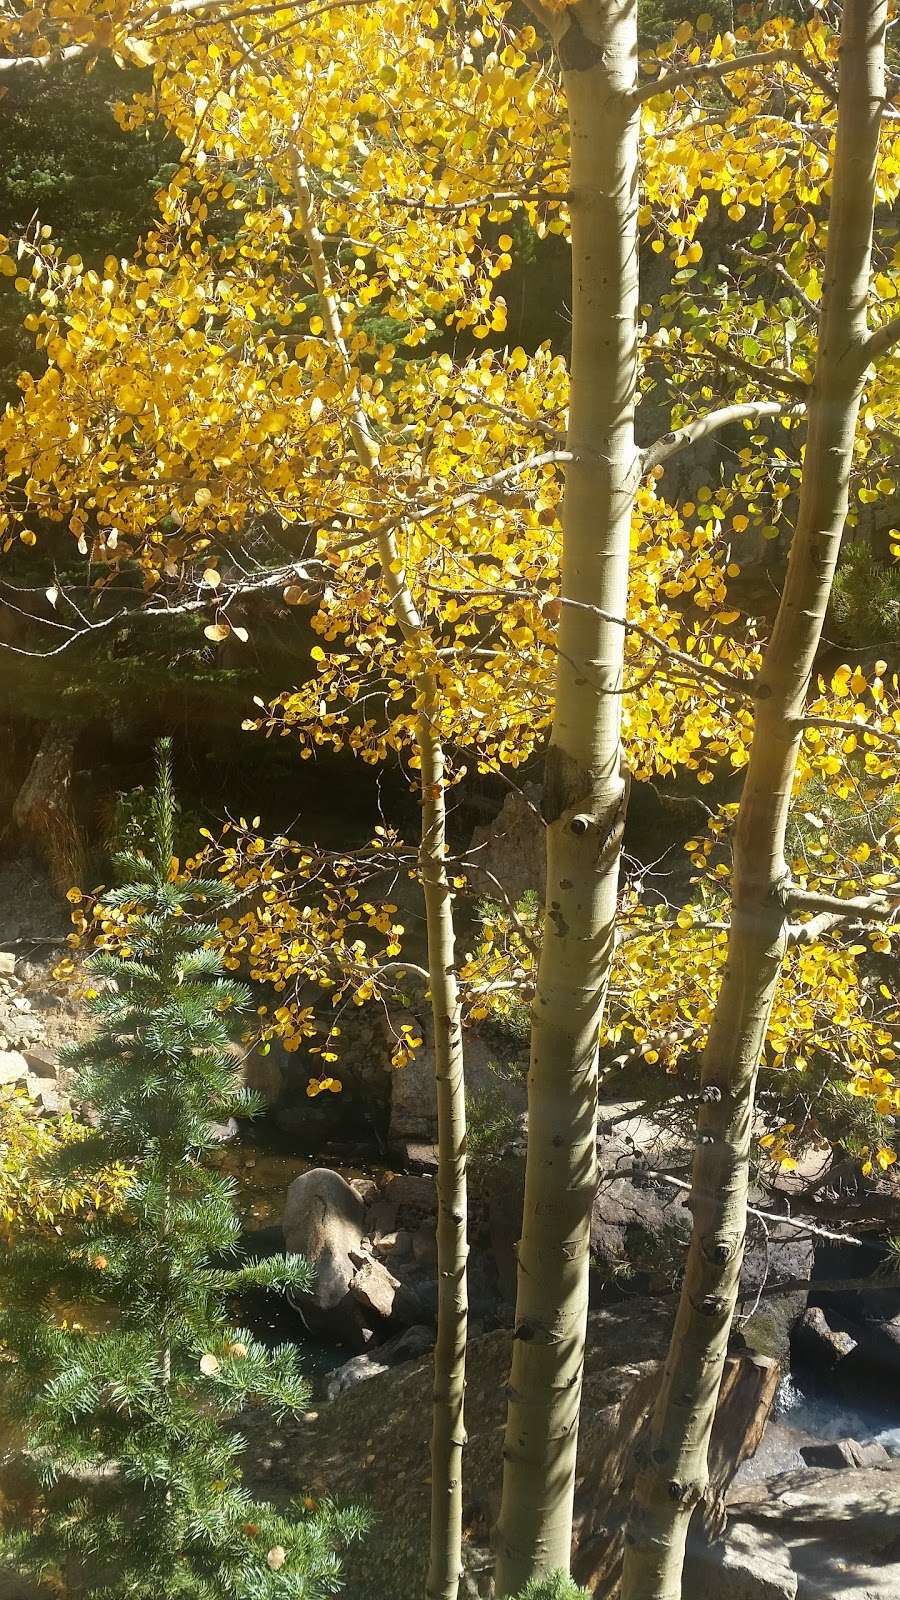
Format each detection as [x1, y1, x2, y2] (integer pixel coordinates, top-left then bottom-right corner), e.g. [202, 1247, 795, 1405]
[622, 6, 889, 1596]
[495, 4, 639, 1590]
[291, 159, 467, 1600]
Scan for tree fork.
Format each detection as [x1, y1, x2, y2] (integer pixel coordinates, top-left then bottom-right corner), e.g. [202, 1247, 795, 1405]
[621, 5, 890, 1596]
[495, 1, 640, 1589]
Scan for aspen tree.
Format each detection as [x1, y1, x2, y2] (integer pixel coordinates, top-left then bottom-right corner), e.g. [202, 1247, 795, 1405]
[623, 5, 900, 1596]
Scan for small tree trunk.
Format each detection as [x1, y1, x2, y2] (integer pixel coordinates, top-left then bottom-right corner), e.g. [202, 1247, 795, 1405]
[12, 720, 85, 896]
[292, 163, 467, 1600]
[622, 6, 889, 1596]
[495, 3, 639, 1590]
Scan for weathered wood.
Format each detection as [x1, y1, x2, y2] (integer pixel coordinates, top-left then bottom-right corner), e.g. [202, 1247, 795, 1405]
[573, 1351, 780, 1595]
[11, 721, 84, 896]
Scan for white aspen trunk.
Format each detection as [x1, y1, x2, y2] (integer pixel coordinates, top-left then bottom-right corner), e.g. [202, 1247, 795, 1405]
[621, 6, 889, 1595]
[495, 3, 639, 1590]
[292, 160, 467, 1600]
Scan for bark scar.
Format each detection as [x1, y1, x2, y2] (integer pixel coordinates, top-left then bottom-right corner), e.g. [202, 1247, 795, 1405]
[557, 14, 605, 72]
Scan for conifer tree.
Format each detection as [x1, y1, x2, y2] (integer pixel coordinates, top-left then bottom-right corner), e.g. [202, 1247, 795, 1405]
[0, 740, 366, 1600]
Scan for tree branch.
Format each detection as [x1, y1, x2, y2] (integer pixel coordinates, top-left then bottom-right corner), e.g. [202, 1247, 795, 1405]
[332, 450, 573, 552]
[859, 312, 900, 366]
[632, 47, 835, 107]
[0, 41, 92, 73]
[781, 886, 899, 920]
[648, 1171, 864, 1248]
[641, 401, 797, 474]
[0, 559, 326, 658]
[726, 244, 820, 319]
[700, 340, 810, 398]
[801, 713, 900, 749]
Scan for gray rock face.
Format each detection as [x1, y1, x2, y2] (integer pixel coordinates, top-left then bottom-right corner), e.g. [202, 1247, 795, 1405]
[325, 1325, 434, 1401]
[281, 1168, 366, 1310]
[466, 783, 544, 904]
[710, 1463, 900, 1600]
[686, 1521, 799, 1600]
[388, 1020, 512, 1147]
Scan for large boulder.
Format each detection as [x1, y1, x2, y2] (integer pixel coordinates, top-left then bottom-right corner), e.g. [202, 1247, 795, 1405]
[708, 1463, 900, 1600]
[466, 783, 544, 905]
[388, 1020, 523, 1148]
[282, 1168, 366, 1309]
[282, 1169, 429, 1350]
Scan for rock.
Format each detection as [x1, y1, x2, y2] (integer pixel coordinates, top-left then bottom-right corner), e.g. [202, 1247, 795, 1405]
[281, 1168, 366, 1310]
[466, 783, 544, 904]
[0, 1050, 28, 1084]
[791, 1306, 857, 1370]
[685, 1521, 798, 1600]
[411, 1224, 437, 1266]
[380, 1173, 436, 1222]
[379, 1229, 413, 1262]
[723, 1463, 900, 1600]
[32, 991, 63, 1011]
[348, 1254, 422, 1325]
[0, 953, 15, 977]
[350, 1178, 380, 1207]
[207, 1118, 240, 1143]
[21, 1048, 57, 1079]
[799, 1439, 890, 1469]
[388, 1022, 519, 1149]
[325, 1349, 393, 1401]
[366, 1198, 399, 1239]
[590, 1165, 690, 1284]
[741, 1213, 814, 1299]
[30, 1082, 62, 1115]
[325, 1325, 434, 1401]
[393, 1141, 439, 1173]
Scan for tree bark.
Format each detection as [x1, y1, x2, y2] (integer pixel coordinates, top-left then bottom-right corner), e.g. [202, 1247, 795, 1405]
[621, 6, 890, 1596]
[291, 160, 467, 1600]
[574, 1351, 779, 1597]
[495, 3, 639, 1590]
[12, 720, 85, 896]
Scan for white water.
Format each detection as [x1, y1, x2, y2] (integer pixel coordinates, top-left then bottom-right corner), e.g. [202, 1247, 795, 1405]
[735, 1373, 900, 1482]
